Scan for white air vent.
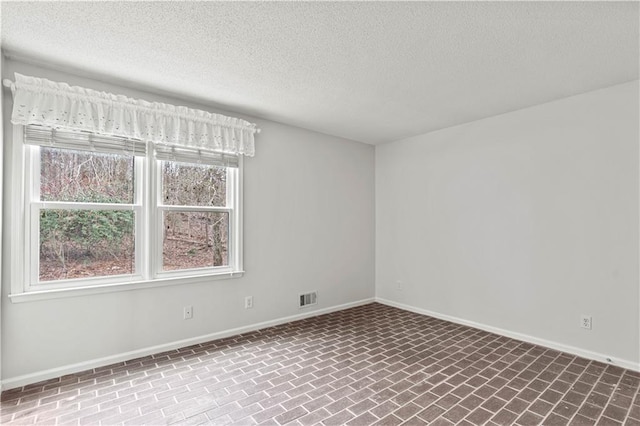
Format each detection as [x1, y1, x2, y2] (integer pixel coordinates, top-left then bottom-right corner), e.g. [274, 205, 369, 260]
[299, 291, 318, 308]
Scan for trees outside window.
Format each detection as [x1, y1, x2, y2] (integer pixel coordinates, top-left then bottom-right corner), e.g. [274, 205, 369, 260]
[38, 148, 136, 281]
[160, 161, 230, 271]
[14, 125, 242, 293]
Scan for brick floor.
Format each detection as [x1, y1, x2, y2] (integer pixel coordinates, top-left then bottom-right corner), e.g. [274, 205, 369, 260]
[1, 303, 639, 425]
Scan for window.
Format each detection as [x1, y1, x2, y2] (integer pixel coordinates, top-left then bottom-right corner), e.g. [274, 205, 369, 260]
[36, 146, 138, 282]
[154, 145, 241, 277]
[10, 124, 243, 299]
[5, 73, 257, 301]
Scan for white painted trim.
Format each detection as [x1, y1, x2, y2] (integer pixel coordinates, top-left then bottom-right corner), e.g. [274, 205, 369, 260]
[9, 124, 27, 298]
[8, 123, 245, 302]
[235, 157, 244, 274]
[0, 297, 375, 390]
[0, 53, 4, 392]
[9, 270, 245, 303]
[376, 298, 640, 373]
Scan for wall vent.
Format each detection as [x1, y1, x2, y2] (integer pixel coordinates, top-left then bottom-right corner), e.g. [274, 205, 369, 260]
[299, 291, 318, 308]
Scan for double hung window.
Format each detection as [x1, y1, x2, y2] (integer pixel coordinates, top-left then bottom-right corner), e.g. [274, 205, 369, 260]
[28, 126, 143, 284]
[6, 73, 256, 301]
[12, 124, 243, 298]
[155, 145, 240, 276]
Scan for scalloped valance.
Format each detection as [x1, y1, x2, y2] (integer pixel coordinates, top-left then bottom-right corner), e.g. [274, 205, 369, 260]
[8, 73, 258, 156]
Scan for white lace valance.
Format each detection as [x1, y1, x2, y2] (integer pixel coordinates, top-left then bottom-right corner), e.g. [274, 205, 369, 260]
[8, 73, 258, 157]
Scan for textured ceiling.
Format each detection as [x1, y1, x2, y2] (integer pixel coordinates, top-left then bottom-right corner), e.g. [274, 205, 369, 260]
[1, 1, 638, 145]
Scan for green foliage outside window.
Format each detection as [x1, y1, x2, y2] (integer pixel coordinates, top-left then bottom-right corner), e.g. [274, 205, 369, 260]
[39, 196, 135, 276]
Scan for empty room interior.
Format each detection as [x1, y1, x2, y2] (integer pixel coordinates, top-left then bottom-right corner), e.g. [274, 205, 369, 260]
[0, 2, 639, 426]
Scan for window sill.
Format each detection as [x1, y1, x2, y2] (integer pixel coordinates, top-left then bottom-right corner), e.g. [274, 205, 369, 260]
[8, 271, 245, 303]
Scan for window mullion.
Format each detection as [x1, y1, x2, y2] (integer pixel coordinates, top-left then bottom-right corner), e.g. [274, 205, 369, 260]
[157, 205, 232, 213]
[149, 151, 160, 278]
[32, 201, 138, 210]
[14, 127, 242, 295]
[135, 156, 147, 280]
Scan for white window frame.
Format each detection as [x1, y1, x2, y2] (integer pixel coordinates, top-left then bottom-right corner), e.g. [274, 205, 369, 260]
[8, 125, 244, 303]
[152, 157, 242, 279]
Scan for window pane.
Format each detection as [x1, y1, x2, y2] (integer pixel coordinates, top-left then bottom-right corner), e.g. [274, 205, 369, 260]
[163, 211, 229, 271]
[39, 209, 135, 281]
[161, 161, 226, 207]
[40, 147, 134, 203]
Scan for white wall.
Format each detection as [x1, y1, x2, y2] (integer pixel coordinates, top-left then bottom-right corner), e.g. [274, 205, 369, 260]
[2, 56, 638, 389]
[376, 81, 640, 369]
[1, 59, 376, 386]
[0, 54, 4, 389]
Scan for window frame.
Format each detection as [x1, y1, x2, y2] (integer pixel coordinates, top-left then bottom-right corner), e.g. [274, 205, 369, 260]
[26, 145, 145, 291]
[8, 125, 244, 303]
[152, 157, 241, 279]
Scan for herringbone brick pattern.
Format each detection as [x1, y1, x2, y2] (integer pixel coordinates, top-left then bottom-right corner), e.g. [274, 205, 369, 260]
[1, 303, 639, 425]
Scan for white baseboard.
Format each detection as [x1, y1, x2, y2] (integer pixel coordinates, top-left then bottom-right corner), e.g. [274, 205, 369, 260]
[1, 297, 375, 391]
[376, 297, 640, 373]
[4, 296, 637, 391]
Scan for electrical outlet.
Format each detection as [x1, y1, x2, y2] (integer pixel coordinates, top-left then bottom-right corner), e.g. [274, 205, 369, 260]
[396, 280, 403, 291]
[581, 315, 592, 330]
[245, 296, 253, 309]
[183, 305, 193, 320]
